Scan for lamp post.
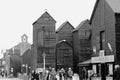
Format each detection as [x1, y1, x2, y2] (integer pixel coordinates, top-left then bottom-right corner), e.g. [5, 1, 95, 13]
[42, 52, 46, 70]
[41, 26, 46, 70]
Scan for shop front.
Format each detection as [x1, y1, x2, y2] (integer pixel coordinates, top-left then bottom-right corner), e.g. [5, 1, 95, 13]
[91, 55, 114, 80]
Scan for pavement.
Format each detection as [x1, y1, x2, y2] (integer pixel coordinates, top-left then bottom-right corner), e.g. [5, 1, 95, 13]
[0, 78, 23, 80]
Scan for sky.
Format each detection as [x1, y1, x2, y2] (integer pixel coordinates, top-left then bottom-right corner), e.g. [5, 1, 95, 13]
[0, 0, 96, 57]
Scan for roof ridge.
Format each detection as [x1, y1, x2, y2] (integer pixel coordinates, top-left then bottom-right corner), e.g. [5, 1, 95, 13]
[33, 11, 56, 25]
[73, 19, 89, 32]
[56, 21, 74, 33]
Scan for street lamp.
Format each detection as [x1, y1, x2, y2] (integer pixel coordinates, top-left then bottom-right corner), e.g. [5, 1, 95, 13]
[41, 26, 46, 70]
[42, 52, 46, 70]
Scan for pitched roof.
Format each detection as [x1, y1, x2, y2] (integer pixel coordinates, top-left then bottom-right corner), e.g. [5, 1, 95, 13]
[56, 21, 74, 33]
[90, 0, 120, 24]
[106, 0, 120, 13]
[73, 19, 89, 32]
[12, 42, 31, 56]
[33, 11, 56, 25]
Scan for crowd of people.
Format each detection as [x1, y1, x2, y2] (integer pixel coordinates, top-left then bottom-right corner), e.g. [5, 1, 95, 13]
[31, 67, 79, 80]
[0, 70, 7, 78]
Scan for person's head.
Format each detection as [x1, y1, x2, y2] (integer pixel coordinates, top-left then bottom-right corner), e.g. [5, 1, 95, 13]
[61, 68, 65, 71]
[32, 70, 35, 73]
[115, 65, 120, 69]
[46, 70, 49, 73]
[69, 68, 71, 70]
[49, 67, 52, 71]
[52, 68, 55, 71]
[83, 67, 86, 70]
[57, 69, 60, 71]
[61, 68, 64, 70]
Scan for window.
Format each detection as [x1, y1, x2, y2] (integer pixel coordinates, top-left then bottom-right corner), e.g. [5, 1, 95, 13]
[100, 31, 105, 50]
[37, 30, 44, 45]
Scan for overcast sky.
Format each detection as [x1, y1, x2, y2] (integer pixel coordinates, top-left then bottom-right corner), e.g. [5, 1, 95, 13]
[0, 0, 96, 57]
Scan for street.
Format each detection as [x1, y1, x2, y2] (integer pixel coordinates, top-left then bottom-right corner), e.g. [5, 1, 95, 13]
[0, 78, 23, 80]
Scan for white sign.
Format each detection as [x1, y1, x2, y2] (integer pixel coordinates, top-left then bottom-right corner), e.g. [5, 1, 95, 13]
[91, 55, 114, 63]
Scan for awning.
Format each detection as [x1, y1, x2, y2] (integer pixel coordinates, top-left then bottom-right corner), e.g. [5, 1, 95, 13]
[78, 59, 91, 66]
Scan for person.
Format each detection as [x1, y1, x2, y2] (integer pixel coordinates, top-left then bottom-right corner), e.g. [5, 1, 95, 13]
[50, 68, 57, 80]
[72, 73, 79, 80]
[87, 70, 93, 80]
[1, 71, 4, 77]
[61, 68, 65, 80]
[39, 71, 43, 80]
[4, 71, 7, 78]
[46, 67, 52, 80]
[56, 69, 60, 80]
[35, 71, 39, 80]
[44, 70, 49, 80]
[56, 71, 60, 80]
[31, 70, 36, 80]
[82, 67, 87, 80]
[67, 68, 73, 80]
[46, 72, 50, 80]
[114, 65, 120, 80]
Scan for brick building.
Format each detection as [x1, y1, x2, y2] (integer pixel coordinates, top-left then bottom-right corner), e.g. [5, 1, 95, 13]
[32, 11, 56, 70]
[56, 21, 74, 70]
[90, 0, 120, 79]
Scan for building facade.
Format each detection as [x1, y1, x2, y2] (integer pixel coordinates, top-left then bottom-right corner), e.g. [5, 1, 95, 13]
[56, 21, 74, 70]
[5, 34, 31, 77]
[5, 49, 21, 77]
[73, 19, 92, 73]
[115, 13, 120, 64]
[21, 49, 32, 74]
[32, 11, 56, 70]
[90, 0, 120, 79]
